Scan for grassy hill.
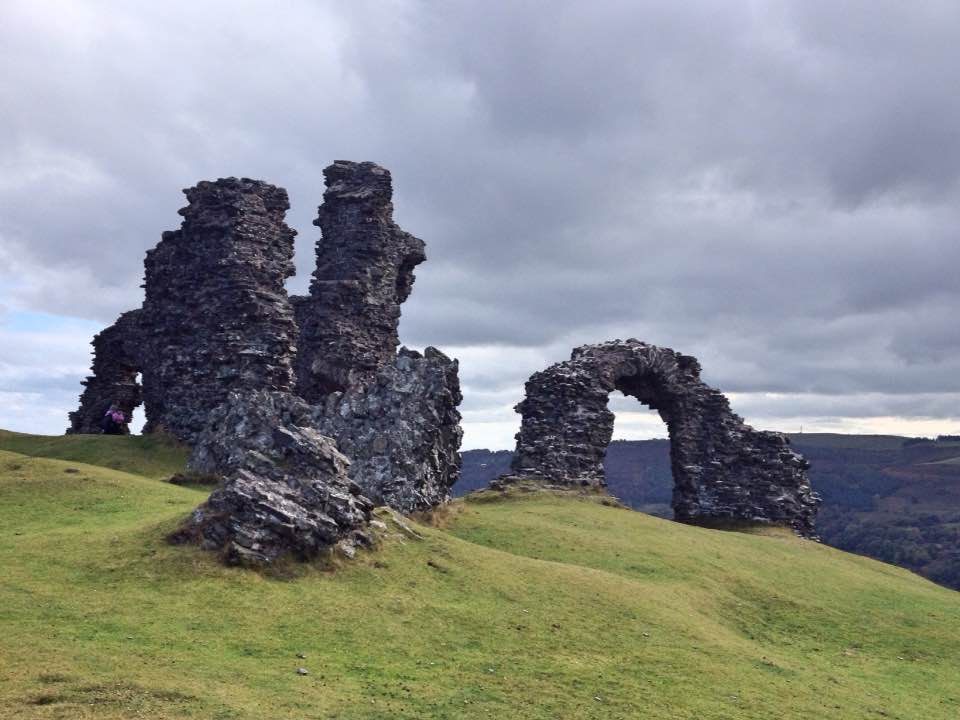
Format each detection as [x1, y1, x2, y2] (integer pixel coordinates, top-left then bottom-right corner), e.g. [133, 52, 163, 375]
[0, 429, 190, 480]
[789, 434, 960, 590]
[1, 432, 959, 718]
[458, 434, 960, 590]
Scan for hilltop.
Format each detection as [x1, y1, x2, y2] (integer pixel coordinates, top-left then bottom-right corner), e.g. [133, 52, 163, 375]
[458, 433, 960, 590]
[1, 429, 959, 718]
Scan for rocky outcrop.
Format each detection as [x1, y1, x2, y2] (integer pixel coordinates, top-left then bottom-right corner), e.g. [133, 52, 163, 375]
[498, 339, 820, 536]
[293, 161, 426, 402]
[314, 347, 463, 513]
[171, 390, 374, 565]
[67, 309, 143, 434]
[139, 178, 299, 443]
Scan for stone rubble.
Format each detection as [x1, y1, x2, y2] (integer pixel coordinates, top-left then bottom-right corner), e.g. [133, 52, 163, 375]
[170, 390, 373, 565]
[498, 339, 820, 536]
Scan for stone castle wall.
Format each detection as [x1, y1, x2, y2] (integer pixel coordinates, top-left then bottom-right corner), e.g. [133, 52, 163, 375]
[138, 178, 299, 443]
[68, 162, 463, 562]
[293, 161, 426, 402]
[501, 339, 820, 536]
[67, 309, 143, 434]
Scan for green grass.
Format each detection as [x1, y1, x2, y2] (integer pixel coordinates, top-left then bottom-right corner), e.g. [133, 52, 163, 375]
[0, 429, 188, 480]
[1, 433, 959, 718]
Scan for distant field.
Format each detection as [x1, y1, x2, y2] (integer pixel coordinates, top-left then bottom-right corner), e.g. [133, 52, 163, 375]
[785, 433, 909, 451]
[1, 431, 959, 718]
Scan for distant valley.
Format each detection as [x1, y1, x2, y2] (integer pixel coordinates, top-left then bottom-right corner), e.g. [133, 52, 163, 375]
[455, 433, 960, 590]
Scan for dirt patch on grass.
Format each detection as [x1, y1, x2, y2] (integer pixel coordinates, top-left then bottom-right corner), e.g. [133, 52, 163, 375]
[35, 673, 71, 684]
[25, 682, 198, 711]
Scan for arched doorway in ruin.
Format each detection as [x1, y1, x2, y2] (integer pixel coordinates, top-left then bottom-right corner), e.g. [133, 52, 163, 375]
[499, 339, 820, 536]
[605, 391, 673, 517]
[67, 310, 143, 435]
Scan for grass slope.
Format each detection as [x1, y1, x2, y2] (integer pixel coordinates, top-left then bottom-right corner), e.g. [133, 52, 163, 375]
[1, 434, 958, 719]
[0, 429, 188, 480]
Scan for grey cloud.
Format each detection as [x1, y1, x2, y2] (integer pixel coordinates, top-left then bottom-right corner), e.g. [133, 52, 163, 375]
[2, 0, 960, 445]
[729, 392, 960, 421]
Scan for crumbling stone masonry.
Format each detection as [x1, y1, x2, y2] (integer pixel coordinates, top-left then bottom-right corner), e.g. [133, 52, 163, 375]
[293, 161, 426, 402]
[498, 339, 820, 536]
[138, 178, 300, 443]
[171, 390, 374, 565]
[67, 309, 143, 434]
[68, 162, 463, 563]
[314, 347, 463, 513]
[292, 161, 462, 511]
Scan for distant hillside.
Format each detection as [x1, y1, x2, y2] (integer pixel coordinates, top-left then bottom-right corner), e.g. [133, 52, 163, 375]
[458, 448, 513, 493]
[2, 430, 960, 718]
[456, 433, 960, 590]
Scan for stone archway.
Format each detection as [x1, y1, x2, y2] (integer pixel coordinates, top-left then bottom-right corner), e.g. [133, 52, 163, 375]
[67, 310, 143, 434]
[498, 339, 820, 536]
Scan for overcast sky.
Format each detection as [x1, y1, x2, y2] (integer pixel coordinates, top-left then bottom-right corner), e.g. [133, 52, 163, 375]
[2, 0, 959, 449]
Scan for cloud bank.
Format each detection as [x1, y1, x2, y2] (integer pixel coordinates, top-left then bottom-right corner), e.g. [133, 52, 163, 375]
[2, 0, 959, 448]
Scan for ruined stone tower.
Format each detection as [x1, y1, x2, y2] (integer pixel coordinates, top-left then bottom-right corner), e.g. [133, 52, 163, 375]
[138, 178, 299, 442]
[293, 161, 427, 402]
[292, 161, 462, 512]
[68, 163, 464, 561]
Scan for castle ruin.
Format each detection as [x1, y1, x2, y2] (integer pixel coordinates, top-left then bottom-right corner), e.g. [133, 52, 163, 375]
[69, 165, 819, 562]
[496, 339, 820, 536]
[68, 161, 462, 563]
